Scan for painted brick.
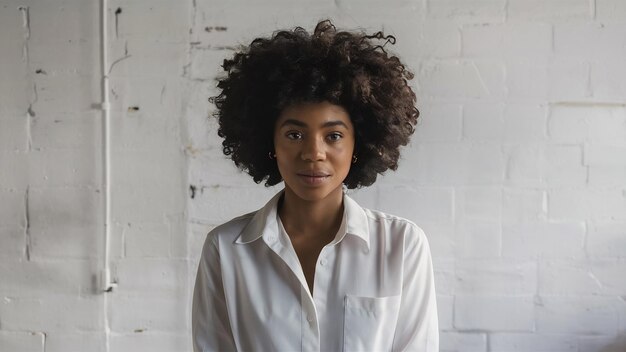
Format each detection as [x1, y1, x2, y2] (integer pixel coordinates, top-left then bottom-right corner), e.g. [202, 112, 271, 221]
[462, 103, 504, 141]
[406, 20, 461, 59]
[109, 295, 188, 333]
[490, 333, 578, 352]
[535, 296, 622, 334]
[507, 0, 590, 21]
[433, 258, 456, 296]
[590, 59, 626, 103]
[454, 221, 501, 258]
[502, 104, 547, 142]
[188, 152, 257, 188]
[189, 47, 233, 81]
[586, 221, 626, 257]
[0, 331, 44, 352]
[189, 185, 279, 224]
[417, 60, 505, 99]
[548, 188, 626, 221]
[27, 187, 100, 259]
[505, 144, 586, 187]
[538, 260, 604, 295]
[30, 113, 100, 150]
[439, 332, 487, 352]
[107, 0, 190, 43]
[578, 334, 626, 352]
[124, 222, 171, 258]
[107, 39, 187, 78]
[454, 295, 534, 331]
[426, 0, 506, 23]
[588, 165, 626, 187]
[0, 227, 25, 260]
[458, 186, 502, 221]
[0, 7, 32, 116]
[588, 259, 626, 295]
[0, 188, 26, 229]
[463, 103, 546, 142]
[584, 144, 626, 167]
[437, 295, 454, 330]
[378, 185, 454, 223]
[109, 76, 182, 118]
[502, 188, 546, 223]
[28, 149, 99, 187]
[0, 115, 28, 152]
[29, 41, 98, 76]
[419, 222, 455, 259]
[187, 222, 213, 262]
[191, 3, 338, 48]
[505, 58, 549, 99]
[596, 0, 626, 21]
[109, 333, 190, 352]
[554, 24, 626, 60]
[0, 296, 103, 332]
[44, 332, 105, 352]
[454, 259, 536, 295]
[547, 59, 590, 102]
[462, 23, 552, 58]
[28, 1, 97, 45]
[548, 105, 626, 143]
[0, 151, 28, 191]
[501, 221, 586, 259]
[0, 70, 31, 117]
[32, 74, 100, 114]
[0, 259, 94, 297]
[114, 258, 187, 297]
[407, 142, 504, 185]
[414, 104, 463, 142]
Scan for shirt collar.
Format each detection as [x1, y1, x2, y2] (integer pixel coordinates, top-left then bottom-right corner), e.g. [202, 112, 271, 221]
[234, 189, 370, 250]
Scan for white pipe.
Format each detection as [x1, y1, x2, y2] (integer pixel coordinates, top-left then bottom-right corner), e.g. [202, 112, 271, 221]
[100, 0, 114, 350]
[100, 0, 114, 294]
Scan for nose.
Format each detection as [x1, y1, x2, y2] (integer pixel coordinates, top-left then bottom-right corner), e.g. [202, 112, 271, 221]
[300, 136, 326, 161]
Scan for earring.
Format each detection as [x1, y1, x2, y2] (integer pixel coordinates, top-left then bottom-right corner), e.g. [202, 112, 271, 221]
[269, 152, 276, 160]
[352, 155, 357, 164]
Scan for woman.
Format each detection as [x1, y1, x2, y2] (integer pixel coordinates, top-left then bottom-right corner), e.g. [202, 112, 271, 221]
[192, 20, 438, 352]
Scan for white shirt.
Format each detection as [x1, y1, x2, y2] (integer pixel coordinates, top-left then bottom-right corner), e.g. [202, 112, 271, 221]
[192, 190, 438, 352]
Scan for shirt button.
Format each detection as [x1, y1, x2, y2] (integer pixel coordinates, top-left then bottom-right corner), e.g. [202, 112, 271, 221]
[267, 235, 276, 243]
[319, 258, 327, 266]
[307, 315, 314, 322]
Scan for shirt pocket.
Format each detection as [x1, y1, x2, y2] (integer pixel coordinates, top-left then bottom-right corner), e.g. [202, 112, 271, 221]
[343, 294, 401, 352]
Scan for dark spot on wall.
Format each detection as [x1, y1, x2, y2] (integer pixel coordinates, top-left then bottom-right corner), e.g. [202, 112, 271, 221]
[128, 106, 139, 112]
[189, 185, 197, 199]
[115, 7, 122, 38]
[205, 26, 227, 33]
[35, 69, 47, 75]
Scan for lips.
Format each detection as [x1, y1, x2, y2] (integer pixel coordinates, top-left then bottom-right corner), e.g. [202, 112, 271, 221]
[296, 170, 331, 185]
[297, 170, 330, 177]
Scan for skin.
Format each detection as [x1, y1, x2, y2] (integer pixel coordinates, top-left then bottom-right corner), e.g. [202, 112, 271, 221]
[273, 101, 355, 294]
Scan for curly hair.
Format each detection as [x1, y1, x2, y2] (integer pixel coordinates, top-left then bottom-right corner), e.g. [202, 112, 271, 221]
[210, 20, 419, 189]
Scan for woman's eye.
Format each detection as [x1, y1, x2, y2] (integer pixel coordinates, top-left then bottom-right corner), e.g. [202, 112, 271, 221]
[286, 131, 302, 140]
[327, 132, 343, 142]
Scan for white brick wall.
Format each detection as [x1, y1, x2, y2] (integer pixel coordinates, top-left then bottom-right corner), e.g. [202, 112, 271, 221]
[1, 0, 625, 351]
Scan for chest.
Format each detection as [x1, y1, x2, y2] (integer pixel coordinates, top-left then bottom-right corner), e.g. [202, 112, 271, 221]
[219, 237, 406, 352]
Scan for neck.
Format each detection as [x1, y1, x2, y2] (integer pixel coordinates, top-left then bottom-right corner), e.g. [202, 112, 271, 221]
[278, 187, 344, 240]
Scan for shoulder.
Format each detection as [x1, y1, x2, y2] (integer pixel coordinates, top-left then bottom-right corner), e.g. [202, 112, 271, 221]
[362, 207, 429, 247]
[203, 211, 257, 248]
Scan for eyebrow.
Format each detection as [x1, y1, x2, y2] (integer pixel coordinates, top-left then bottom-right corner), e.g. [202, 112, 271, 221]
[279, 119, 349, 129]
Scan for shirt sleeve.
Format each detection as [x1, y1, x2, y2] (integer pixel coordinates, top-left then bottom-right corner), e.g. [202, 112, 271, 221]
[192, 233, 237, 352]
[392, 225, 439, 352]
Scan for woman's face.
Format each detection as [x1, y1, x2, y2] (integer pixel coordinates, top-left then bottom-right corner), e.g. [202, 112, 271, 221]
[273, 101, 355, 203]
